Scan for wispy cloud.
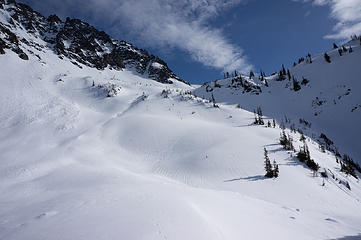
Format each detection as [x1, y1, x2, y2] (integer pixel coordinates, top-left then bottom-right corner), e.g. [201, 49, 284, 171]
[297, 0, 361, 39]
[22, 0, 253, 73]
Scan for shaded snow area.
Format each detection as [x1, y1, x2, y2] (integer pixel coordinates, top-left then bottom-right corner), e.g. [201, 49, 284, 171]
[0, 49, 361, 240]
[0, 2, 361, 240]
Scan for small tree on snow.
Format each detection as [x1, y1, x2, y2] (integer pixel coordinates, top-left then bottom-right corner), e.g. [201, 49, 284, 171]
[264, 148, 273, 178]
[249, 70, 255, 79]
[280, 130, 294, 151]
[264, 148, 279, 178]
[273, 160, 279, 178]
[324, 53, 331, 63]
[293, 77, 301, 91]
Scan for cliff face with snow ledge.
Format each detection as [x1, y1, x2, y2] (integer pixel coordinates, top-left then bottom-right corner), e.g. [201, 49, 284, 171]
[1, 1, 361, 240]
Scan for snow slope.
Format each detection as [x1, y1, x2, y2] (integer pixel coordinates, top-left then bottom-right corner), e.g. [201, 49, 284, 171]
[194, 40, 361, 163]
[1, 1, 361, 240]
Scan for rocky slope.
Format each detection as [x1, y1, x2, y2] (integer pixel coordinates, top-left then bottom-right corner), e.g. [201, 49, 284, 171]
[0, 0, 188, 85]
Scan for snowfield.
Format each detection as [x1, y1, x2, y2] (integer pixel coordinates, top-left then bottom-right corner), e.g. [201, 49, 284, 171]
[1, 49, 361, 240]
[1, 1, 361, 239]
[194, 39, 361, 163]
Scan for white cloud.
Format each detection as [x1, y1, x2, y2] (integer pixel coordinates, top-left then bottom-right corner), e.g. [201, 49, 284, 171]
[22, 0, 253, 73]
[299, 0, 361, 39]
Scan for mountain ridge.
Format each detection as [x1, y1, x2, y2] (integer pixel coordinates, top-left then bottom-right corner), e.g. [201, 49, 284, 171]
[0, 0, 189, 85]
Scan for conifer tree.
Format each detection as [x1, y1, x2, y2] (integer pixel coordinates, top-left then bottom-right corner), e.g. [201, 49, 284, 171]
[264, 148, 273, 178]
[249, 70, 254, 78]
[293, 77, 301, 91]
[273, 160, 279, 178]
[257, 107, 264, 125]
[333, 43, 338, 49]
[297, 142, 319, 171]
[338, 48, 343, 56]
[280, 130, 294, 150]
[272, 119, 276, 128]
[349, 46, 353, 53]
[264, 78, 269, 87]
[211, 94, 218, 108]
[253, 109, 259, 125]
[300, 133, 306, 142]
[324, 53, 331, 63]
[282, 64, 286, 75]
[287, 69, 291, 80]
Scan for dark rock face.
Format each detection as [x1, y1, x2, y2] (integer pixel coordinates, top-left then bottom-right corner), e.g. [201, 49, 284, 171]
[0, 0, 189, 85]
[0, 23, 28, 59]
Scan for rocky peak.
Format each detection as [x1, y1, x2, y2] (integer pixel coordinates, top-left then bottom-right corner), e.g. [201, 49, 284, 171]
[0, 0, 189, 85]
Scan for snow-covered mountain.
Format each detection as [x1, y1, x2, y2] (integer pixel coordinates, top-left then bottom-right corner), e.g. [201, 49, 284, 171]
[1, 1, 361, 239]
[0, 0, 188, 85]
[195, 39, 361, 165]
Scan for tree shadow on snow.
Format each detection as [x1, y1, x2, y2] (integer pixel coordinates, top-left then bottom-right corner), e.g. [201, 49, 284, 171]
[224, 175, 266, 182]
[329, 234, 361, 240]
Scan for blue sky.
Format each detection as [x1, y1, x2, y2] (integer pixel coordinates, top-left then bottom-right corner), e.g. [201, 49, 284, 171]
[19, 0, 361, 84]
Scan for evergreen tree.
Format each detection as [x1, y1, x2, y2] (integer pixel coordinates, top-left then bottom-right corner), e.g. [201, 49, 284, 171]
[338, 48, 343, 56]
[264, 78, 269, 87]
[324, 53, 331, 63]
[273, 160, 279, 178]
[297, 142, 310, 163]
[272, 119, 276, 128]
[267, 121, 271, 128]
[287, 69, 291, 80]
[211, 94, 218, 108]
[253, 109, 259, 125]
[280, 130, 294, 150]
[282, 64, 286, 75]
[249, 70, 255, 78]
[300, 133, 306, 142]
[293, 77, 301, 91]
[264, 148, 273, 178]
[333, 43, 338, 49]
[349, 46, 353, 53]
[341, 155, 359, 179]
[277, 71, 285, 81]
[257, 107, 264, 125]
[226, 72, 229, 78]
[297, 143, 319, 171]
